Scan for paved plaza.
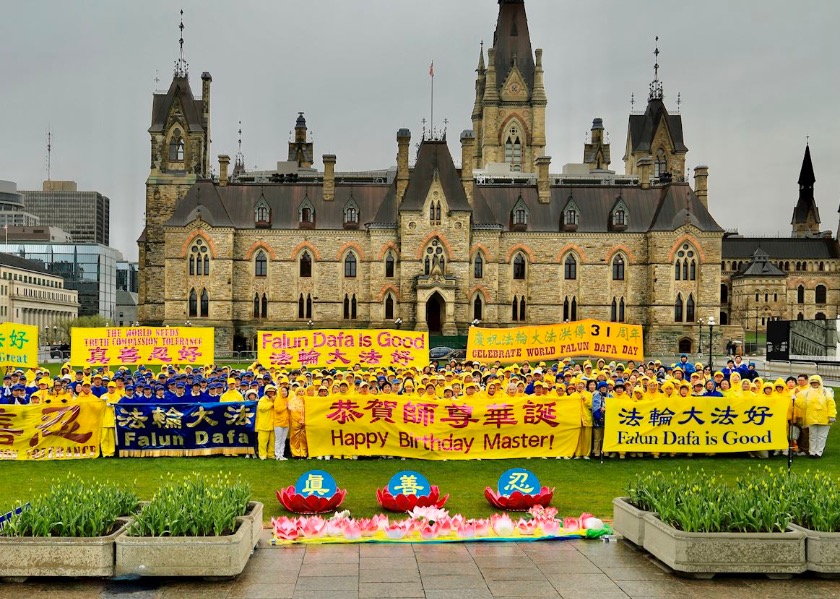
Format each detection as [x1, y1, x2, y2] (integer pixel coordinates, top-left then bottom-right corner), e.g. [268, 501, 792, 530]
[4, 534, 840, 598]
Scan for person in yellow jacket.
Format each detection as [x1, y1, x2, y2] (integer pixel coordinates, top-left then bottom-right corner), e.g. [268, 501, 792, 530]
[289, 385, 308, 458]
[99, 381, 123, 458]
[254, 386, 275, 460]
[273, 385, 290, 460]
[572, 380, 593, 459]
[796, 375, 836, 458]
[220, 378, 244, 403]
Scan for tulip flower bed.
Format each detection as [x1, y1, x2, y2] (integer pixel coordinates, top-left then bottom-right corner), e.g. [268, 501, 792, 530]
[270, 506, 611, 545]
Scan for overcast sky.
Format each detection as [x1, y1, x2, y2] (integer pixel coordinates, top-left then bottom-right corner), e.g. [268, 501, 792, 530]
[2, 0, 838, 260]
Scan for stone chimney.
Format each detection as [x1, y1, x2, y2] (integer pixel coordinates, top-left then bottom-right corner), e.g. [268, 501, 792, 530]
[637, 156, 653, 189]
[322, 154, 336, 201]
[536, 156, 552, 204]
[460, 130, 476, 204]
[218, 154, 230, 186]
[396, 128, 411, 203]
[693, 165, 709, 210]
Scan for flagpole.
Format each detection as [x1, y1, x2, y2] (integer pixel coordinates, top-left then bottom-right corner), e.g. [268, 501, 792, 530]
[430, 60, 434, 137]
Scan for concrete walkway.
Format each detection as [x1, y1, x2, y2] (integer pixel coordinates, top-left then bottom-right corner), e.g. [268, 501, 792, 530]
[4, 535, 840, 598]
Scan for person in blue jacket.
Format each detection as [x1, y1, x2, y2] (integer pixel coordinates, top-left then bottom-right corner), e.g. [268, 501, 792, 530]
[677, 354, 695, 375]
[591, 382, 611, 458]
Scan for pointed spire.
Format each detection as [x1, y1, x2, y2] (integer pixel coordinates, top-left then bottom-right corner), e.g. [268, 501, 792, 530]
[798, 142, 815, 188]
[234, 120, 245, 174]
[476, 40, 485, 73]
[174, 9, 189, 78]
[648, 36, 663, 101]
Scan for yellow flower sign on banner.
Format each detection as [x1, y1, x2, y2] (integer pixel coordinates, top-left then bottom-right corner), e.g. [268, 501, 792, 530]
[305, 393, 580, 460]
[0, 400, 106, 461]
[0, 323, 38, 368]
[257, 329, 429, 370]
[70, 327, 215, 367]
[603, 395, 789, 453]
[466, 319, 643, 364]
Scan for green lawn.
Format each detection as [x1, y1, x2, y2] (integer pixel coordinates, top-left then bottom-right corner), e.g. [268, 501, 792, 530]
[2, 426, 839, 522]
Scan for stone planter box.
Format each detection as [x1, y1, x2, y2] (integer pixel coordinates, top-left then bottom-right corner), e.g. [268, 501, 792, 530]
[642, 513, 806, 577]
[115, 518, 252, 578]
[612, 497, 653, 547]
[789, 523, 840, 574]
[0, 517, 130, 580]
[241, 501, 264, 549]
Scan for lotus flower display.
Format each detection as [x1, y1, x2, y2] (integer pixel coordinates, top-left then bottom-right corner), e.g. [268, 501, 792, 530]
[484, 486, 554, 511]
[276, 485, 347, 514]
[376, 485, 449, 512]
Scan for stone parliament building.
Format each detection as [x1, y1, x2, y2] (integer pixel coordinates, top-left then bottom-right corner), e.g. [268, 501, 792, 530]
[138, 0, 839, 354]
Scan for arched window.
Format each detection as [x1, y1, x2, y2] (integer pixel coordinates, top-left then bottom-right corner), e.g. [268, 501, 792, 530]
[511, 296, 519, 321]
[564, 255, 577, 280]
[774, 293, 778, 302]
[564, 207, 578, 226]
[519, 297, 526, 321]
[784, 261, 790, 271]
[686, 294, 695, 322]
[385, 253, 395, 278]
[797, 285, 805, 304]
[619, 297, 625, 323]
[344, 294, 357, 320]
[816, 285, 827, 304]
[429, 201, 441, 224]
[612, 255, 625, 280]
[819, 261, 825, 271]
[189, 238, 209, 276]
[613, 209, 626, 227]
[816, 312, 826, 320]
[435, 202, 441, 221]
[675, 260, 681, 281]
[344, 253, 357, 278]
[169, 128, 184, 161]
[513, 254, 526, 280]
[514, 207, 527, 225]
[755, 291, 760, 302]
[473, 295, 483, 321]
[424, 256, 431, 276]
[611, 297, 617, 322]
[764, 292, 769, 303]
[654, 148, 667, 178]
[306, 294, 313, 319]
[674, 293, 684, 323]
[384, 294, 395, 320]
[683, 260, 689, 281]
[344, 206, 358, 224]
[571, 297, 577, 321]
[720, 312, 729, 325]
[255, 250, 267, 277]
[261, 293, 267, 318]
[351, 295, 357, 319]
[474, 253, 484, 279]
[505, 123, 523, 171]
[720, 284, 728, 303]
[797, 312, 804, 320]
[563, 297, 570, 322]
[200, 289, 209, 317]
[298, 294, 305, 319]
[424, 238, 445, 275]
[253, 293, 260, 318]
[689, 260, 696, 281]
[256, 205, 269, 223]
[188, 288, 197, 318]
[300, 251, 312, 278]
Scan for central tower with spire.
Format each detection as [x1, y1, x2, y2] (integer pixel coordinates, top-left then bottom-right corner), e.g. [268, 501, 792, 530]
[471, 0, 546, 173]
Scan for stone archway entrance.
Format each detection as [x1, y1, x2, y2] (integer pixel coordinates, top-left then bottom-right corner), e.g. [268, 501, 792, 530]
[426, 293, 444, 334]
[678, 337, 692, 354]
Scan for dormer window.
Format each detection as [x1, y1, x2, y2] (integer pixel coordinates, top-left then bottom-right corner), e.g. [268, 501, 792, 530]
[610, 196, 628, 231]
[654, 148, 667, 178]
[298, 196, 315, 229]
[343, 195, 359, 229]
[254, 197, 271, 228]
[505, 123, 523, 172]
[561, 196, 580, 231]
[511, 195, 528, 231]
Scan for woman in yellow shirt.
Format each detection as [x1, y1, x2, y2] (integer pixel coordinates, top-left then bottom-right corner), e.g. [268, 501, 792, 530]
[255, 386, 276, 460]
[288, 386, 308, 458]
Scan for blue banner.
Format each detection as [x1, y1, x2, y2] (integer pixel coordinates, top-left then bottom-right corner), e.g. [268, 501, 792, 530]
[115, 402, 257, 457]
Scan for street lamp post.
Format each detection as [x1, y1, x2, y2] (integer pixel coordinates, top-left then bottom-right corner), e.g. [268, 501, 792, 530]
[707, 316, 716, 371]
[697, 318, 704, 355]
[471, 319, 481, 327]
[394, 318, 402, 330]
[307, 320, 314, 330]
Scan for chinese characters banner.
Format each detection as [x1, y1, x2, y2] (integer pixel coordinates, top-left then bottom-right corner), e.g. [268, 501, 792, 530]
[115, 401, 257, 457]
[0, 323, 38, 368]
[467, 319, 643, 364]
[257, 329, 429, 370]
[603, 396, 789, 453]
[70, 327, 215, 367]
[0, 400, 105, 461]
[305, 393, 580, 459]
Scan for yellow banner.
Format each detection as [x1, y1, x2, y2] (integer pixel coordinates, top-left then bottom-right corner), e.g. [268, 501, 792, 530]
[0, 400, 105, 460]
[257, 329, 429, 370]
[305, 393, 580, 459]
[467, 319, 643, 364]
[70, 327, 215, 367]
[603, 395, 789, 453]
[0, 323, 38, 368]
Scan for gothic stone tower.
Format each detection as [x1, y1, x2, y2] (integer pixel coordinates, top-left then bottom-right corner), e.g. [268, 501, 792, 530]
[138, 26, 210, 325]
[472, 0, 547, 173]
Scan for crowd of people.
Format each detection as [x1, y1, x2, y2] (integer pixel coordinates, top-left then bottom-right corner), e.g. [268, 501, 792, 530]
[1, 352, 836, 459]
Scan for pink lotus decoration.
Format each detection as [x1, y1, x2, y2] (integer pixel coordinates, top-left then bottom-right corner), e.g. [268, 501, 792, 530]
[484, 486, 554, 511]
[376, 485, 449, 512]
[277, 485, 347, 514]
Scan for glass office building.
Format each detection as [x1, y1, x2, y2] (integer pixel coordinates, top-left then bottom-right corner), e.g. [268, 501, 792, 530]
[21, 183, 110, 245]
[0, 242, 118, 319]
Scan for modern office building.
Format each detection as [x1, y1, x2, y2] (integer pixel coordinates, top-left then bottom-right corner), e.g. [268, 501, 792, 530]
[0, 180, 39, 228]
[0, 252, 79, 336]
[116, 260, 139, 293]
[0, 242, 119, 320]
[21, 180, 110, 245]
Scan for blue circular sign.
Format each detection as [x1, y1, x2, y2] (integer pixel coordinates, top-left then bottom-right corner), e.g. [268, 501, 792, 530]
[497, 468, 541, 497]
[294, 470, 337, 499]
[387, 470, 432, 498]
